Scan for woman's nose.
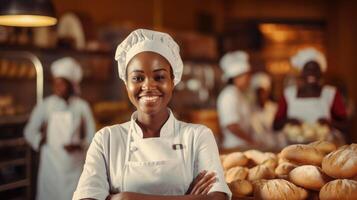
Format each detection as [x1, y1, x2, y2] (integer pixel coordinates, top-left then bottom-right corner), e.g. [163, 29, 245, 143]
[142, 77, 157, 90]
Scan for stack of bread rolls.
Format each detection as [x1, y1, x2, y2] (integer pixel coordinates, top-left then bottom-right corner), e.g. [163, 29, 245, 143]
[220, 141, 357, 200]
[283, 123, 330, 143]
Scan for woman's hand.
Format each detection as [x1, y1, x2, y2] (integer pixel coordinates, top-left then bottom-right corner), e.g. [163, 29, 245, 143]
[185, 170, 216, 195]
[106, 192, 131, 200]
[64, 144, 83, 153]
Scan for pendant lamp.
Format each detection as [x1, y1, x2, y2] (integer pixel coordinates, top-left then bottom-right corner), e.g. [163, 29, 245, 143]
[0, 0, 57, 27]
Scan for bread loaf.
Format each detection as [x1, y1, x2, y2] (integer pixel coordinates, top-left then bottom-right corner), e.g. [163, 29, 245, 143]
[253, 179, 308, 200]
[248, 165, 275, 181]
[261, 158, 278, 170]
[244, 149, 277, 164]
[280, 144, 324, 166]
[225, 166, 249, 183]
[319, 179, 357, 200]
[322, 144, 357, 178]
[222, 152, 248, 170]
[228, 179, 253, 197]
[289, 165, 331, 191]
[309, 140, 336, 155]
[275, 162, 297, 176]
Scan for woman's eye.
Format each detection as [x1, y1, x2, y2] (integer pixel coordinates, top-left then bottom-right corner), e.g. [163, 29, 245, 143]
[155, 75, 166, 81]
[131, 76, 144, 82]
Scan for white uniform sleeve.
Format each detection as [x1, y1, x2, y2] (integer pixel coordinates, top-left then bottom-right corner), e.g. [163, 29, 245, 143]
[24, 103, 46, 151]
[73, 130, 110, 200]
[194, 126, 232, 200]
[217, 89, 240, 127]
[82, 102, 96, 147]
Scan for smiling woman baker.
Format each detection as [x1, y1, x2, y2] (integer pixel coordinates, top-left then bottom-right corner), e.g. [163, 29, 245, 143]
[73, 29, 231, 200]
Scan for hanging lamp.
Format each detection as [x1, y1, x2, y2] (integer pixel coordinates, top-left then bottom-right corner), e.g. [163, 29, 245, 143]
[0, 0, 57, 27]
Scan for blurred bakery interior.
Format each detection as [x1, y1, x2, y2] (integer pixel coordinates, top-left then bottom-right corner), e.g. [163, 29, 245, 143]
[1, 0, 357, 199]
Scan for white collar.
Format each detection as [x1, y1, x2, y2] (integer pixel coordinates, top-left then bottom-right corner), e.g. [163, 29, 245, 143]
[130, 109, 176, 138]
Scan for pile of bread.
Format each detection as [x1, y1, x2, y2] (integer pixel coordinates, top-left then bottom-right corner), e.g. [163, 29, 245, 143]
[283, 123, 330, 143]
[220, 141, 357, 200]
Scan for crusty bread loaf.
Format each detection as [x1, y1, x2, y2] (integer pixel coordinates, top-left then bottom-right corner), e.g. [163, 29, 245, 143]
[228, 179, 253, 197]
[244, 149, 277, 165]
[308, 140, 337, 155]
[253, 179, 308, 200]
[322, 144, 357, 178]
[248, 164, 275, 181]
[289, 165, 331, 191]
[261, 158, 278, 170]
[222, 152, 248, 170]
[275, 162, 298, 176]
[225, 166, 249, 183]
[278, 157, 291, 164]
[319, 179, 357, 200]
[280, 144, 324, 166]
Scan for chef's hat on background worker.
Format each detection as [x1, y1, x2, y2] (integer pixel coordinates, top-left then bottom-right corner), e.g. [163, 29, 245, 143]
[51, 57, 83, 84]
[251, 72, 272, 91]
[51, 57, 83, 94]
[115, 29, 183, 85]
[290, 47, 327, 72]
[220, 50, 251, 80]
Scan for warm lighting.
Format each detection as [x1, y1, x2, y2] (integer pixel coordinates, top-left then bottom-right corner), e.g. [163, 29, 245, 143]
[0, 15, 57, 27]
[267, 60, 292, 75]
[0, 0, 57, 27]
[259, 23, 296, 43]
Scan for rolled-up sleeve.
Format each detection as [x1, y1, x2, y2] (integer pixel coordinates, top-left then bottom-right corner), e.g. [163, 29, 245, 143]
[194, 126, 232, 200]
[73, 130, 109, 200]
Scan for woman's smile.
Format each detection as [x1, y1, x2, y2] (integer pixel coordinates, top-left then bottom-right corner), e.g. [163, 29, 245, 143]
[139, 94, 162, 104]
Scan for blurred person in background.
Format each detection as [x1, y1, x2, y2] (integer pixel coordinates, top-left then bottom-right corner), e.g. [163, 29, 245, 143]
[273, 48, 348, 140]
[73, 29, 231, 200]
[250, 72, 282, 148]
[217, 51, 256, 149]
[24, 57, 96, 200]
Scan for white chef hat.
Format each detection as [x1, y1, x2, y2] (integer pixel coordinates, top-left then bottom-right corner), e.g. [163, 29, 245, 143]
[290, 48, 327, 72]
[51, 57, 83, 84]
[220, 51, 251, 79]
[251, 72, 272, 90]
[115, 29, 183, 85]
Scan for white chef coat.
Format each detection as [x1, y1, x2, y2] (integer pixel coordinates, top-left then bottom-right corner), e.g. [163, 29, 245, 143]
[24, 95, 95, 200]
[251, 101, 278, 147]
[73, 110, 231, 200]
[217, 85, 252, 148]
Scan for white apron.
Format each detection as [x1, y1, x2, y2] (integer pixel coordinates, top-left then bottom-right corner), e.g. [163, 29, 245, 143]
[286, 86, 336, 123]
[37, 111, 84, 200]
[121, 119, 189, 195]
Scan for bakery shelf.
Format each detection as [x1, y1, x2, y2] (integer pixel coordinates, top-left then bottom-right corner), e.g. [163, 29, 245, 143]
[0, 115, 29, 126]
[0, 138, 26, 148]
[0, 179, 29, 192]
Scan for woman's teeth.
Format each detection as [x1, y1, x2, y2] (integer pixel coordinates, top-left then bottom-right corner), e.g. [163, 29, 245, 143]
[140, 96, 159, 103]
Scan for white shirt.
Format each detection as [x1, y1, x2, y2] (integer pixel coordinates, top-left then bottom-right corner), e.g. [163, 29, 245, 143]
[73, 111, 231, 200]
[217, 85, 252, 148]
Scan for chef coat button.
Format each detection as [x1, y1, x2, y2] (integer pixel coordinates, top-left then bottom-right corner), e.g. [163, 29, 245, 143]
[130, 146, 138, 151]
